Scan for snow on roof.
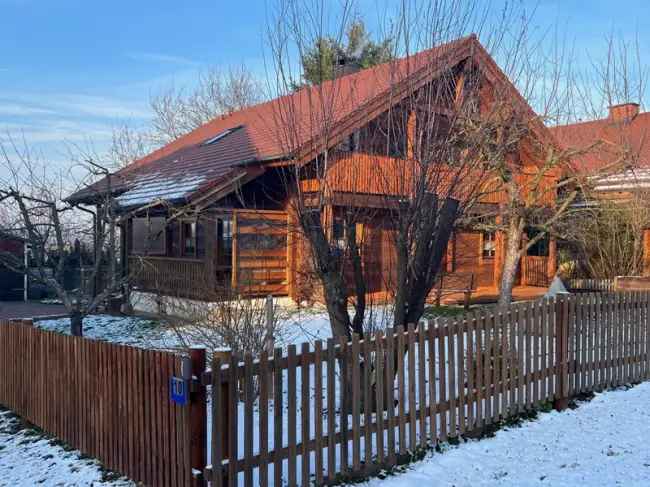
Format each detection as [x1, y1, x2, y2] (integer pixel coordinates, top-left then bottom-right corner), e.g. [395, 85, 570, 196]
[115, 172, 207, 208]
[590, 168, 650, 192]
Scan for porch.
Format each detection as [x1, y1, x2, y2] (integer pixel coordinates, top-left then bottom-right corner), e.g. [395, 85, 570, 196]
[127, 209, 289, 301]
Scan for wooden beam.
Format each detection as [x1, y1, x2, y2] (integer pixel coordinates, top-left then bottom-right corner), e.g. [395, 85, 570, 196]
[406, 110, 416, 158]
[644, 229, 650, 276]
[231, 211, 239, 290]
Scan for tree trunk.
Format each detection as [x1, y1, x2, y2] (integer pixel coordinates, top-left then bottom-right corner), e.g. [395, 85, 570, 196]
[70, 312, 83, 337]
[498, 216, 525, 307]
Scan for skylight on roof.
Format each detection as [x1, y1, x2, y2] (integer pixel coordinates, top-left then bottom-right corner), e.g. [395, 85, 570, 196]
[202, 125, 241, 145]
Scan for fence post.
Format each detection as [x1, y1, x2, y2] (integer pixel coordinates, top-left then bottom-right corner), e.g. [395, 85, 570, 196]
[189, 347, 207, 486]
[554, 295, 570, 411]
[213, 350, 233, 465]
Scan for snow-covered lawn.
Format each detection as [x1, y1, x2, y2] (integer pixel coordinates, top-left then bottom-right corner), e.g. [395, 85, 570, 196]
[0, 408, 133, 487]
[358, 382, 650, 487]
[37, 314, 177, 350]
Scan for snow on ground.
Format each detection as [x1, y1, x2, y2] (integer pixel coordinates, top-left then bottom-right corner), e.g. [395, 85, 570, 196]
[358, 382, 650, 487]
[37, 314, 182, 350]
[0, 408, 133, 487]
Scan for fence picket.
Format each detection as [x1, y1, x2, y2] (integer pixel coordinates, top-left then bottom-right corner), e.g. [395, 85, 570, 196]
[314, 341, 323, 485]
[363, 335, 373, 465]
[437, 321, 448, 440]
[375, 331, 385, 464]
[352, 334, 361, 470]
[228, 354, 239, 487]
[273, 347, 283, 487]
[465, 314, 475, 428]
[396, 326, 406, 452]
[326, 339, 336, 480]
[386, 329, 396, 464]
[287, 345, 297, 487]
[301, 342, 311, 486]
[339, 337, 350, 473]
[259, 350, 269, 487]
[407, 324, 417, 449]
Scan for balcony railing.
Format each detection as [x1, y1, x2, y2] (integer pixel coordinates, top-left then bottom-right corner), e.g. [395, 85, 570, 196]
[129, 256, 215, 300]
[299, 152, 557, 207]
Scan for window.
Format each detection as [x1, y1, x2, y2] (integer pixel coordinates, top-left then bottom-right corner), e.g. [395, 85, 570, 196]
[196, 222, 205, 258]
[131, 217, 165, 255]
[217, 217, 233, 266]
[182, 222, 196, 256]
[202, 126, 241, 145]
[332, 215, 346, 249]
[526, 227, 549, 257]
[166, 221, 180, 256]
[482, 231, 496, 259]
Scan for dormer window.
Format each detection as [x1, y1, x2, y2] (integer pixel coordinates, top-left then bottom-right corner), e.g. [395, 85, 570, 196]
[202, 126, 242, 145]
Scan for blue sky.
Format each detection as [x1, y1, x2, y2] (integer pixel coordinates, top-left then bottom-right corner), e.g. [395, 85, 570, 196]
[1, 0, 649, 169]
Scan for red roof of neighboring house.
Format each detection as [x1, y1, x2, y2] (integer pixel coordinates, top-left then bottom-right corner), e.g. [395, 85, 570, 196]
[68, 34, 548, 208]
[550, 104, 650, 175]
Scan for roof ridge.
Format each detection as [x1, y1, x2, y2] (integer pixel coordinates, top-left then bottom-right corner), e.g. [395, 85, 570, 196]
[118, 35, 476, 174]
[551, 110, 650, 130]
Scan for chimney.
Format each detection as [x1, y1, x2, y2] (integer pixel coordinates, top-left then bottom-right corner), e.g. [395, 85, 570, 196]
[608, 102, 640, 123]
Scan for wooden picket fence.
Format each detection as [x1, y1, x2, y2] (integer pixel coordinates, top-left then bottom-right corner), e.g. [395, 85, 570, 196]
[0, 319, 195, 487]
[568, 278, 615, 292]
[203, 292, 650, 487]
[2, 291, 650, 487]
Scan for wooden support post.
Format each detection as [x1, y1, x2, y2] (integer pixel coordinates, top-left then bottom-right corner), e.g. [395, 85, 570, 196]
[643, 229, 650, 276]
[231, 212, 239, 291]
[553, 296, 570, 411]
[435, 275, 443, 307]
[547, 237, 557, 281]
[406, 110, 416, 158]
[189, 347, 207, 486]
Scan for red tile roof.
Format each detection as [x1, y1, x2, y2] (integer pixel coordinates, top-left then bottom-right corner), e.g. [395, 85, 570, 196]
[550, 110, 650, 175]
[68, 36, 478, 206]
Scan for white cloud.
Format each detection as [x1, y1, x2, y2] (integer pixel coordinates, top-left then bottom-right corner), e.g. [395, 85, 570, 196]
[1, 92, 151, 121]
[0, 102, 56, 116]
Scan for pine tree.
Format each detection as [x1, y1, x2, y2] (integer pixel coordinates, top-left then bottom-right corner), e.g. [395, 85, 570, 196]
[299, 20, 392, 86]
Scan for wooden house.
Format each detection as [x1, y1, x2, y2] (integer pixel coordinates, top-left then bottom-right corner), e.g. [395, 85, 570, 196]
[67, 35, 558, 305]
[551, 102, 650, 275]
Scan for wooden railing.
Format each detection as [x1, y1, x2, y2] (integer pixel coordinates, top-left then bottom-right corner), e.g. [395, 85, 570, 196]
[129, 256, 214, 300]
[299, 152, 557, 207]
[568, 278, 615, 292]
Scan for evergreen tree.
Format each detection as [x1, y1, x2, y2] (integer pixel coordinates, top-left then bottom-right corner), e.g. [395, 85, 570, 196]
[299, 20, 392, 86]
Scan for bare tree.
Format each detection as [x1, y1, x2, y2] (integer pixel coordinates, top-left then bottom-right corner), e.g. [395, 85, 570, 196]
[267, 0, 549, 338]
[564, 194, 650, 278]
[0, 137, 126, 336]
[149, 66, 263, 145]
[108, 123, 153, 170]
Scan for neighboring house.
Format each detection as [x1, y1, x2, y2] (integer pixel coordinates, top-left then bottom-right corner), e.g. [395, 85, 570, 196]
[67, 35, 558, 306]
[551, 102, 650, 274]
[0, 231, 25, 301]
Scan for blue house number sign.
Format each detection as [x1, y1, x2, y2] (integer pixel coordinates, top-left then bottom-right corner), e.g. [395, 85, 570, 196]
[170, 377, 189, 406]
